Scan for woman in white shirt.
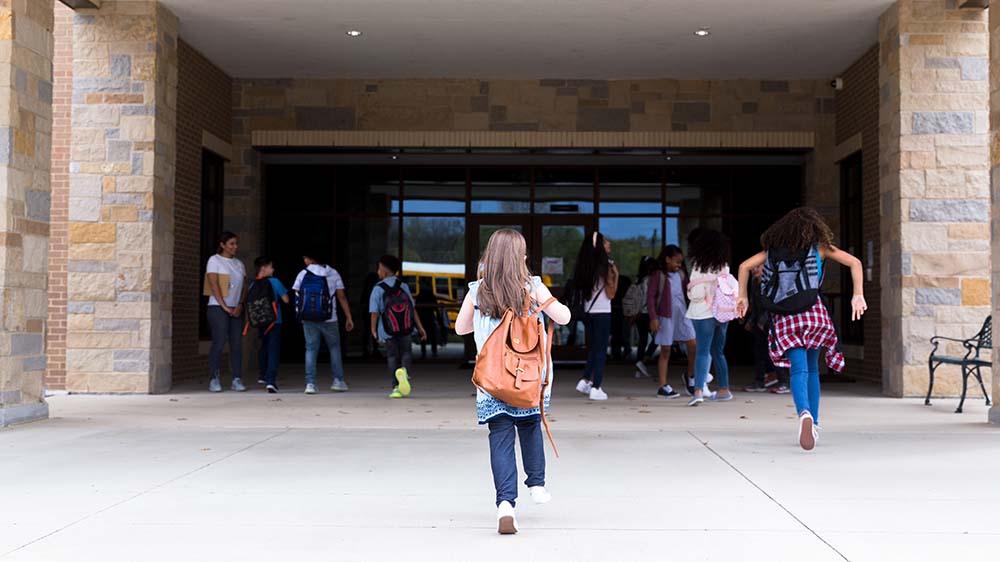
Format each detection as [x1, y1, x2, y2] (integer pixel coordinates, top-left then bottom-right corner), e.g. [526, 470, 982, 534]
[685, 229, 733, 406]
[205, 232, 248, 393]
[572, 232, 619, 401]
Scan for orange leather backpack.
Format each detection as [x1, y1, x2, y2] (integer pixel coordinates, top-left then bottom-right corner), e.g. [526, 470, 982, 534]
[472, 293, 559, 455]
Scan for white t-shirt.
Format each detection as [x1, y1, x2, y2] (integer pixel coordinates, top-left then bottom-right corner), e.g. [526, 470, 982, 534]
[686, 265, 730, 320]
[206, 254, 246, 308]
[588, 281, 612, 314]
[293, 264, 346, 323]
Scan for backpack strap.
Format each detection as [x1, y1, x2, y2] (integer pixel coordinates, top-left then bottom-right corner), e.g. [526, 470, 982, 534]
[539, 320, 558, 457]
[586, 284, 603, 313]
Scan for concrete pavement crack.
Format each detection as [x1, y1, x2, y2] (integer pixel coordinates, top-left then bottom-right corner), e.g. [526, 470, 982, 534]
[2, 428, 293, 558]
[687, 430, 851, 562]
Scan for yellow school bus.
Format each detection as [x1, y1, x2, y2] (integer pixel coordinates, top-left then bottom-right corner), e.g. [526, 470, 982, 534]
[401, 261, 466, 327]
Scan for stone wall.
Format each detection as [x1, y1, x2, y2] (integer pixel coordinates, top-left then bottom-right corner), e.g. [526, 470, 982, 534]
[0, 0, 54, 425]
[879, 0, 991, 398]
[173, 39, 231, 382]
[836, 45, 883, 383]
[63, 0, 177, 393]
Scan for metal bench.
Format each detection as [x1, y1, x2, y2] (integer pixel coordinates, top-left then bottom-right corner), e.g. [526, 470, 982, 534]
[925, 316, 992, 414]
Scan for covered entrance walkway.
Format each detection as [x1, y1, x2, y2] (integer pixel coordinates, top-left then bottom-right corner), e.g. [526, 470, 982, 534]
[2, 363, 996, 561]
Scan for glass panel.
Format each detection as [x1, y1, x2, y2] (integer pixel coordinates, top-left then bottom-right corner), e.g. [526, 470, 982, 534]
[665, 216, 724, 256]
[599, 168, 662, 214]
[471, 168, 531, 213]
[665, 182, 725, 216]
[335, 167, 399, 214]
[402, 216, 466, 334]
[540, 224, 586, 348]
[403, 168, 466, 213]
[598, 217, 663, 282]
[535, 168, 594, 213]
[478, 224, 524, 256]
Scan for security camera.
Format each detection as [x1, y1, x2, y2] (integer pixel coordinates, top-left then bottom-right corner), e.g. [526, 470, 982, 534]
[831, 77, 844, 90]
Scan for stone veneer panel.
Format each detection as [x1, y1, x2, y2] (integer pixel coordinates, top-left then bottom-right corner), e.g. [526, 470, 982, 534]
[65, 0, 177, 393]
[879, 1, 991, 398]
[0, 0, 54, 425]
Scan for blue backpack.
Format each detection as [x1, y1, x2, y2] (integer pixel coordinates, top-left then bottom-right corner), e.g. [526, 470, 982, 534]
[296, 270, 332, 322]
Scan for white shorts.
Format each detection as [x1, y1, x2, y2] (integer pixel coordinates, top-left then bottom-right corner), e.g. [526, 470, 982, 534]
[654, 314, 696, 346]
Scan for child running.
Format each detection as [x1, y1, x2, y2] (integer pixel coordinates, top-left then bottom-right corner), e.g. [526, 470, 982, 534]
[455, 229, 571, 535]
[646, 245, 697, 398]
[736, 207, 867, 450]
[369, 254, 428, 398]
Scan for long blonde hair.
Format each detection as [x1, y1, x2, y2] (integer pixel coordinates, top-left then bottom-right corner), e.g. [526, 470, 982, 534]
[477, 229, 532, 318]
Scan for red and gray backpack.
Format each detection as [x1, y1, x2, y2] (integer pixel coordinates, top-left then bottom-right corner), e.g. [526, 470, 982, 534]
[379, 279, 415, 336]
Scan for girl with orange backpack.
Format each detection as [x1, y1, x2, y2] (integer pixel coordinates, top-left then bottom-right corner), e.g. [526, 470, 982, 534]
[455, 229, 571, 535]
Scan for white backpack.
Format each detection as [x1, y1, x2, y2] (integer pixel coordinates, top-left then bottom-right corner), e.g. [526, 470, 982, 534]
[691, 272, 739, 323]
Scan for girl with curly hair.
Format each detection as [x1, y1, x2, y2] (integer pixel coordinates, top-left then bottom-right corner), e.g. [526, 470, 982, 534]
[685, 229, 734, 406]
[735, 207, 867, 451]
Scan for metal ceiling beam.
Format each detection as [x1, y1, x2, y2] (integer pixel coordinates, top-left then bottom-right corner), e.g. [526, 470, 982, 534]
[58, 0, 101, 9]
[958, 0, 988, 9]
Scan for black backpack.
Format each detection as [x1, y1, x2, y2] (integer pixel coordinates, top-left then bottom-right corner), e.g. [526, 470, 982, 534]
[244, 278, 278, 334]
[760, 247, 822, 315]
[379, 279, 415, 336]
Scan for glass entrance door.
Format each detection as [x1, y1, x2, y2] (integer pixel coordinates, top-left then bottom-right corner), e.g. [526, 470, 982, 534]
[533, 216, 594, 360]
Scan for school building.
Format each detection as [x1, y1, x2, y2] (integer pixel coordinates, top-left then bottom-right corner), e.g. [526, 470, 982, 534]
[1, 0, 998, 425]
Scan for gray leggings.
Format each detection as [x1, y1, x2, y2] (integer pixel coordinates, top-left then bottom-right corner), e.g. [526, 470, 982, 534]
[208, 305, 243, 381]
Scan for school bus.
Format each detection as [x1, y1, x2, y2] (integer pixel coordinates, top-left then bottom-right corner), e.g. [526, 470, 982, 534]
[401, 261, 466, 327]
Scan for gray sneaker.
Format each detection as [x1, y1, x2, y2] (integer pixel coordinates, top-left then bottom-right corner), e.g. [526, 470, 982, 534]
[331, 379, 349, 392]
[305, 383, 317, 395]
[209, 377, 222, 393]
[231, 378, 247, 392]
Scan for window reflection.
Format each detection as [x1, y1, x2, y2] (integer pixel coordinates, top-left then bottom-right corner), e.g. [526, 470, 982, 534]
[403, 168, 465, 213]
[598, 217, 663, 280]
[599, 168, 661, 214]
[535, 168, 594, 213]
[471, 168, 531, 213]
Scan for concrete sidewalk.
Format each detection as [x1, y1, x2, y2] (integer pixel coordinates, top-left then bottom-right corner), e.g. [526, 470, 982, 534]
[1, 364, 998, 562]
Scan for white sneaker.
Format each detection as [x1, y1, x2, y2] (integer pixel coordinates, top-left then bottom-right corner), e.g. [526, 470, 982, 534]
[529, 486, 552, 504]
[576, 379, 593, 395]
[330, 379, 349, 392]
[707, 373, 714, 384]
[812, 424, 821, 445]
[497, 501, 518, 534]
[305, 383, 317, 395]
[634, 361, 649, 377]
[798, 412, 815, 451]
[231, 378, 246, 392]
[589, 387, 608, 401]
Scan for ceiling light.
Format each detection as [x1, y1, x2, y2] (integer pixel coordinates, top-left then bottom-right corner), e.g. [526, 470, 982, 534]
[346, 30, 363, 38]
[694, 28, 710, 37]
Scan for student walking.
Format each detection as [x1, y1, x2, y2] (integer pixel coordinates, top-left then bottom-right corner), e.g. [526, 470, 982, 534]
[736, 207, 866, 450]
[247, 257, 290, 393]
[292, 252, 355, 394]
[572, 232, 619, 401]
[455, 229, 571, 535]
[741, 264, 789, 393]
[685, 229, 735, 406]
[205, 232, 248, 392]
[623, 256, 658, 378]
[369, 255, 428, 398]
[646, 245, 697, 399]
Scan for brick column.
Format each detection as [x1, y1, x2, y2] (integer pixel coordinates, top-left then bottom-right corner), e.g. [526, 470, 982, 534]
[990, 4, 1000, 424]
[878, 1, 991, 398]
[65, 0, 177, 393]
[0, 0, 54, 426]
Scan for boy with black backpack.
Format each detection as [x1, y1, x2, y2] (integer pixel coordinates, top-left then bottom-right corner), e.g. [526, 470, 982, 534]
[293, 252, 355, 394]
[246, 257, 290, 393]
[369, 255, 427, 399]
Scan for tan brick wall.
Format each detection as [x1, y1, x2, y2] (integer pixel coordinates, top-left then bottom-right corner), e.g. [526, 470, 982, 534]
[836, 45, 883, 383]
[64, 0, 178, 394]
[0, 0, 54, 425]
[173, 39, 231, 382]
[46, 1, 73, 392]
[880, 0, 991, 398]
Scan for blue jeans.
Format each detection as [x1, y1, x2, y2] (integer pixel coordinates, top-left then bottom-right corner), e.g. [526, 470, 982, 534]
[258, 324, 281, 386]
[207, 306, 243, 381]
[693, 318, 729, 391]
[303, 321, 345, 385]
[787, 347, 821, 423]
[488, 415, 545, 507]
[583, 313, 611, 389]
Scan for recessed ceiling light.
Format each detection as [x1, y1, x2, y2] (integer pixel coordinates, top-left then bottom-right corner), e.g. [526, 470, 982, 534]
[346, 30, 363, 38]
[694, 28, 711, 37]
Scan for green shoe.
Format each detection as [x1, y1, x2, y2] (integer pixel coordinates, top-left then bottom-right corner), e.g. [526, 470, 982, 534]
[395, 368, 411, 396]
[389, 388, 403, 399]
